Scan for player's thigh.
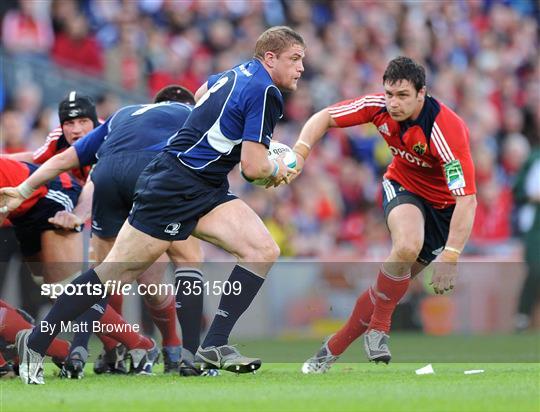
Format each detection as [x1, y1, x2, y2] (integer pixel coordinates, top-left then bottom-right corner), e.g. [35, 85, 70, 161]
[137, 253, 169, 286]
[136, 253, 173, 305]
[387, 203, 425, 254]
[193, 199, 279, 274]
[91, 235, 116, 263]
[39, 230, 84, 283]
[167, 236, 204, 266]
[96, 220, 171, 284]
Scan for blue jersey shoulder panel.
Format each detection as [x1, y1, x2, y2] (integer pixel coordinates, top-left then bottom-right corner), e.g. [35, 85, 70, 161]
[166, 59, 283, 184]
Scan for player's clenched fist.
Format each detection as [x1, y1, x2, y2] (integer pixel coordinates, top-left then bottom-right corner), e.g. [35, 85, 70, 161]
[48, 211, 83, 231]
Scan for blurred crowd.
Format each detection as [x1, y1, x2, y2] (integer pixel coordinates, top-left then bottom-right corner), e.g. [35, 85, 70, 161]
[1, 0, 538, 258]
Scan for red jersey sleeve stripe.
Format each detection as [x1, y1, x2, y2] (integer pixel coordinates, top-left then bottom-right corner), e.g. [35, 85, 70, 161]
[33, 127, 63, 160]
[329, 97, 386, 118]
[33, 136, 60, 159]
[328, 96, 385, 114]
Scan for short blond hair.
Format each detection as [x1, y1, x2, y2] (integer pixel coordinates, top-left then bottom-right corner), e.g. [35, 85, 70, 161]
[254, 26, 305, 60]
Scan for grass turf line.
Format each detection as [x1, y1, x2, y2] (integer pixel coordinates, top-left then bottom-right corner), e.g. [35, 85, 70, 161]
[2, 335, 538, 412]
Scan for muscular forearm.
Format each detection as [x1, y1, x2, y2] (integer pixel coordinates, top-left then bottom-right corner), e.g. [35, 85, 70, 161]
[293, 109, 335, 160]
[240, 141, 278, 179]
[445, 194, 477, 252]
[1, 152, 34, 162]
[25, 147, 80, 191]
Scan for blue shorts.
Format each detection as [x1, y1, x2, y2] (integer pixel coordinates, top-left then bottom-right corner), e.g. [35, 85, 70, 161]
[10, 180, 81, 256]
[381, 179, 455, 265]
[90, 152, 157, 238]
[128, 152, 237, 241]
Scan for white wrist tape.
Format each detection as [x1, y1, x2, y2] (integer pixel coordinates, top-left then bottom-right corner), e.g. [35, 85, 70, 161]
[297, 140, 312, 150]
[17, 181, 35, 199]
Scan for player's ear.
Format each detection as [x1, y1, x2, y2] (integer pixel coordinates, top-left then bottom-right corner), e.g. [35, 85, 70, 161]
[418, 86, 427, 101]
[263, 51, 276, 68]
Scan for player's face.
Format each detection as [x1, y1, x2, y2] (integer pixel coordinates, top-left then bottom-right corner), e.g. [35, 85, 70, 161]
[383, 80, 426, 122]
[272, 44, 305, 92]
[62, 117, 94, 144]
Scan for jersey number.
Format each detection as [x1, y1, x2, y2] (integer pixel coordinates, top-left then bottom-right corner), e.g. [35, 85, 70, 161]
[195, 76, 229, 108]
[131, 102, 168, 116]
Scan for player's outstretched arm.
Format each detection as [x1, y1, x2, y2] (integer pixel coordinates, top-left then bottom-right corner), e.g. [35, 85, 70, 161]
[291, 108, 337, 177]
[430, 194, 477, 294]
[0, 147, 80, 213]
[0, 152, 34, 162]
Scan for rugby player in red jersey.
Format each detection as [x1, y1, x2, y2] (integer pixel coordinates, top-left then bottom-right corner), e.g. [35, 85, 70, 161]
[294, 56, 477, 372]
[0, 158, 83, 283]
[5, 91, 98, 185]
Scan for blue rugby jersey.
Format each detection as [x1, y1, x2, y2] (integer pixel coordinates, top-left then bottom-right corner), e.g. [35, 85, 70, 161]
[165, 59, 283, 185]
[73, 102, 193, 166]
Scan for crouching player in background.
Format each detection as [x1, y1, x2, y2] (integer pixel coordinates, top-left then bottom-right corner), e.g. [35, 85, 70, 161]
[0, 158, 159, 378]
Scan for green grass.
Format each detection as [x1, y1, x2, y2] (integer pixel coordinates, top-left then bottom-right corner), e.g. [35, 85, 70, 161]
[2, 335, 539, 412]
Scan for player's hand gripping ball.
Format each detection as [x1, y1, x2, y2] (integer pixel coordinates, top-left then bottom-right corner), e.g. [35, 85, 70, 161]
[241, 141, 297, 186]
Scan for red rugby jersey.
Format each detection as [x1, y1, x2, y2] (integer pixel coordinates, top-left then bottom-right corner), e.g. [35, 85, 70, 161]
[328, 94, 476, 208]
[0, 159, 47, 218]
[32, 126, 91, 184]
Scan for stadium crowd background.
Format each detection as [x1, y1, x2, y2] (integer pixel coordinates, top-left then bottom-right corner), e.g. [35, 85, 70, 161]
[1, 0, 538, 260]
[0, 0, 538, 335]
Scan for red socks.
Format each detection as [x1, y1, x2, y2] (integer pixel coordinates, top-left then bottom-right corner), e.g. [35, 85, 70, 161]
[97, 333, 119, 351]
[97, 294, 122, 351]
[0, 306, 32, 342]
[99, 305, 153, 350]
[328, 287, 376, 355]
[368, 268, 410, 333]
[328, 267, 410, 355]
[144, 295, 181, 347]
[0, 305, 69, 360]
[108, 293, 123, 315]
[46, 338, 70, 360]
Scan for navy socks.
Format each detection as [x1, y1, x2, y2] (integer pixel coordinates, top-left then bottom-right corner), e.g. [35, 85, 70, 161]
[28, 269, 105, 356]
[202, 265, 264, 348]
[175, 268, 204, 355]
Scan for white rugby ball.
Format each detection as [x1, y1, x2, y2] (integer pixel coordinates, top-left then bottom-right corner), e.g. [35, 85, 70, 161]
[241, 141, 297, 186]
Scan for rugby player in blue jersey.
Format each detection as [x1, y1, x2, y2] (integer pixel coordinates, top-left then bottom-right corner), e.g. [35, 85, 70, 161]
[3, 26, 305, 383]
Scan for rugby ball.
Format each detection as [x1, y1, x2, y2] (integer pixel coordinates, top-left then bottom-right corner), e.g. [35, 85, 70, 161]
[241, 141, 297, 186]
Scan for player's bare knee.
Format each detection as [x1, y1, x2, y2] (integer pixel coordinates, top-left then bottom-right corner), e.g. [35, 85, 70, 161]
[258, 239, 280, 263]
[241, 238, 280, 263]
[392, 241, 422, 263]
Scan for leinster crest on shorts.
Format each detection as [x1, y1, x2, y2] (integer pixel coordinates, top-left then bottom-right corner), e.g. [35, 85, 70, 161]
[412, 142, 427, 155]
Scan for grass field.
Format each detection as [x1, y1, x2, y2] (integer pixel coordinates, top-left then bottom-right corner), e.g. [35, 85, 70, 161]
[2, 334, 539, 412]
